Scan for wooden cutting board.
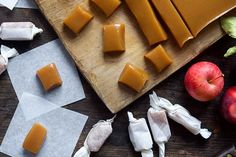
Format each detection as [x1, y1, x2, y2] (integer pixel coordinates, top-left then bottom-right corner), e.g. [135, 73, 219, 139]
[36, 0, 231, 113]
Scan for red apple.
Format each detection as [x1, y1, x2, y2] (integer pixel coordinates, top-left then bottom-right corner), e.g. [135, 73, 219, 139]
[184, 61, 224, 101]
[221, 86, 236, 124]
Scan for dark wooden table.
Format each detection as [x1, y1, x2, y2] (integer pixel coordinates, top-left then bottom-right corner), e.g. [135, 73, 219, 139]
[1, 7, 236, 157]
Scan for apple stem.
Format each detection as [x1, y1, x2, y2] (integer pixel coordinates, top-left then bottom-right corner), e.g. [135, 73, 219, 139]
[208, 74, 224, 83]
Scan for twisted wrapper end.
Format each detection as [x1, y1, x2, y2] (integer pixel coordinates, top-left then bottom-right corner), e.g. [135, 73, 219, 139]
[141, 149, 154, 157]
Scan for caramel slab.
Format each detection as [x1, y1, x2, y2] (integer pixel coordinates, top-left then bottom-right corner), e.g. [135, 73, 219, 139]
[171, 0, 236, 37]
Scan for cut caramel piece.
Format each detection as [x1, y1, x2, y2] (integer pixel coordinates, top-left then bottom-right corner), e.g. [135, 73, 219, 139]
[151, 0, 193, 47]
[171, 0, 236, 37]
[64, 5, 93, 33]
[23, 123, 47, 154]
[103, 24, 125, 53]
[125, 0, 167, 45]
[37, 63, 62, 91]
[119, 63, 149, 92]
[145, 45, 172, 72]
[92, 0, 121, 17]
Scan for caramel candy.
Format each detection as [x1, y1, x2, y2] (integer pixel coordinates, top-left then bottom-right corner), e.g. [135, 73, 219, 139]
[64, 5, 93, 33]
[171, 0, 236, 37]
[119, 63, 149, 92]
[125, 0, 167, 45]
[37, 63, 62, 91]
[23, 123, 47, 154]
[103, 24, 125, 53]
[145, 45, 172, 72]
[151, 0, 193, 47]
[91, 0, 121, 17]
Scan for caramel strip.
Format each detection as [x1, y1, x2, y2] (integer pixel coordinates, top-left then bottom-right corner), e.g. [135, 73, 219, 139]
[125, 0, 168, 45]
[151, 0, 193, 47]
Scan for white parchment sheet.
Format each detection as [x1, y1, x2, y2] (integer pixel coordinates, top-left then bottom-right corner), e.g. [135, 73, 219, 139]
[0, 93, 88, 157]
[7, 39, 85, 107]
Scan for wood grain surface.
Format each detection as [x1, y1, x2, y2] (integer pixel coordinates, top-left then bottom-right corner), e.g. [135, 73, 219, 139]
[1, 7, 236, 157]
[35, 0, 233, 113]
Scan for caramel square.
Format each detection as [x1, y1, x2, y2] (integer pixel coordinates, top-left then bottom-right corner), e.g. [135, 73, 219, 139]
[103, 24, 125, 53]
[23, 123, 47, 154]
[119, 63, 149, 92]
[145, 45, 172, 72]
[92, 0, 121, 17]
[37, 63, 62, 91]
[64, 5, 93, 33]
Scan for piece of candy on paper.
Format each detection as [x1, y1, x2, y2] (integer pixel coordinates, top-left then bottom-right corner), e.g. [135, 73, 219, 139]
[37, 63, 62, 91]
[0, 93, 88, 157]
[23, 123, 47, 154]
[7, 39, 85, 107]
[64, 5, 93, 34]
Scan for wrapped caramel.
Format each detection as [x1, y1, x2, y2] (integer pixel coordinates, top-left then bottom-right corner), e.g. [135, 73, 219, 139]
[0, 22, 43, 40]
[128, 112, 153, 157]
[150, 92, 211, 139]
[148, 94, 171, 157]
[73, 116, 115, 157]
[0, 45, 18, 75]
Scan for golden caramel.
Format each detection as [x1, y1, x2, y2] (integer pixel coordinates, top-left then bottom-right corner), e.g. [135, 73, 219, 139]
[37, 63, 62, 91]
[151, 0, 193, 47]
[23, 123, 47, 154]
[103, 24, 125, 53]
[92, 0, 121, 17]
[64, 5, 93, 33]
[125, 0, 167, 45]
[145, 45, 172, 72]
[119, 63, 149, 92]
[171, 0, 236, 37]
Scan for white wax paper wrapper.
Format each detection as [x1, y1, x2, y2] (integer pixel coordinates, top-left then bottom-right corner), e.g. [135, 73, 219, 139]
[128, 112, 153, 157]
[0, 0, 18, 10]
[148, 94, 171, 157]
[0, 93, 88, 157]
[7, 39, 85, 107]
[150, 92, 212, 139]
[20, 93, 59, 121]
[0, 45, 18, 75]
[0, 22, 43, 41]
[16, 0, 37, 9]
[0, 0, 37, 9]
[74, 116, 115, 157]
